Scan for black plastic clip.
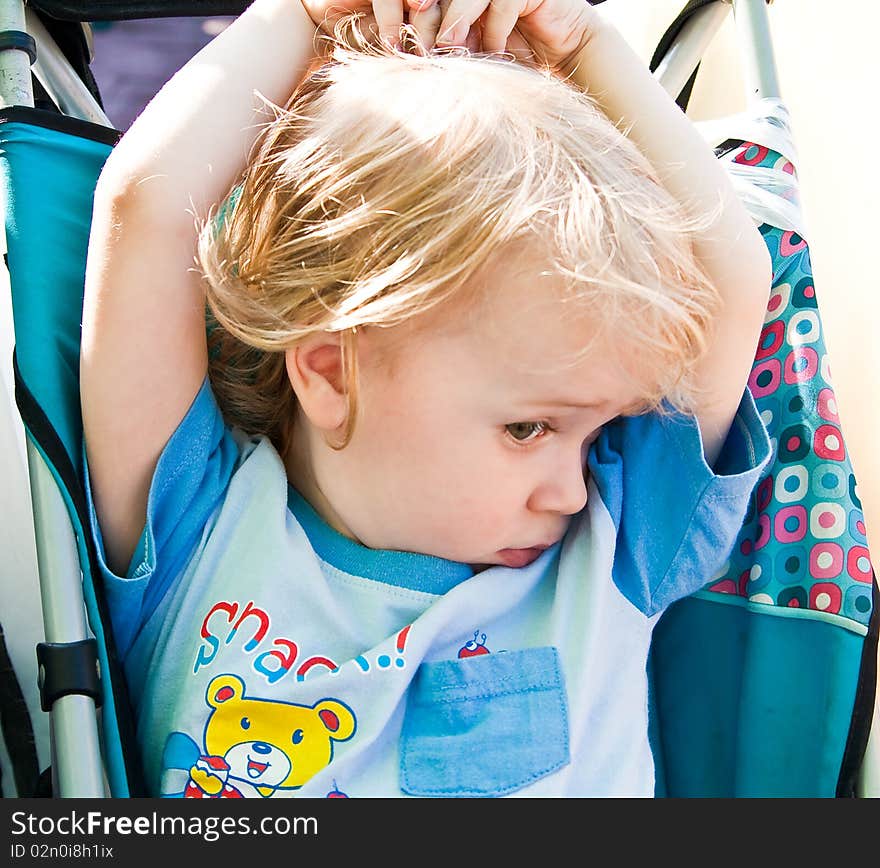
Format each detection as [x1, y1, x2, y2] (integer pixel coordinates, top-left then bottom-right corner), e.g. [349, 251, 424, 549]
[36, 639, 102, 712]
[0, 30, 37, 66]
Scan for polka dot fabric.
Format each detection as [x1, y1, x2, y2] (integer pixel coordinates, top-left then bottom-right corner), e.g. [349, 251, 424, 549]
[706, 143, 874, 627]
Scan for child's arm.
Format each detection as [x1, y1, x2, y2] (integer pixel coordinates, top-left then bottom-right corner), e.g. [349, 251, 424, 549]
[561, 18, 772, 468]
[81, 0, 319, 575]
[434, 1, 772, 467]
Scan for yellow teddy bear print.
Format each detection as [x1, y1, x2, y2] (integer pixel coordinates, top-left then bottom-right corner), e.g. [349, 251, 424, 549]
[185, 673, 356, 798]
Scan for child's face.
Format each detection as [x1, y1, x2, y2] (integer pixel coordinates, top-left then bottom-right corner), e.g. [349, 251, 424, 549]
[303, 247, 645, 569]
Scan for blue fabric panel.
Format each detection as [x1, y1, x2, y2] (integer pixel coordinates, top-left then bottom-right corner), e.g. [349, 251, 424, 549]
[1, 116, 129, 795]
[400, 647, 569, 797]
[650, 596, 863, 796]
[2, 119, 112, 466]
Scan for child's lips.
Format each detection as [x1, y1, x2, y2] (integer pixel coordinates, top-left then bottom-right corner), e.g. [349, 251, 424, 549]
[496, 544, 551, 568]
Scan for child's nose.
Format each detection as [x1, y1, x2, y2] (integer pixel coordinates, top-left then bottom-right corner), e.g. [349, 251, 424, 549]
[527, 458, 589, 517]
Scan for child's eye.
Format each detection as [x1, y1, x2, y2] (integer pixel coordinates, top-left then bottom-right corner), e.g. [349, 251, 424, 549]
[505, 421, 551, 444]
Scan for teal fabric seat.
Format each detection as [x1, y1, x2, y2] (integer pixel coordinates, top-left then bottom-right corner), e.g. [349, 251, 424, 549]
[649, 143, 878, 797]
[2, 107, 141, 796]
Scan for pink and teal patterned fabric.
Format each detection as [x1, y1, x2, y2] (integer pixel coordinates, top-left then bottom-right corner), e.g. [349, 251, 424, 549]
[707, 143, 873, 628]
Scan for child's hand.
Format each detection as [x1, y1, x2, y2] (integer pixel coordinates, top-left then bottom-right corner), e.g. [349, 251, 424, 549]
[428, 0, 603, 72]
[299, 0, 601, 68]
[300, 0, 445, 51]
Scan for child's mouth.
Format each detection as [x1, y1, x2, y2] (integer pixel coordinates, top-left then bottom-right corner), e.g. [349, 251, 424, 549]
[496, 547, 547, 568]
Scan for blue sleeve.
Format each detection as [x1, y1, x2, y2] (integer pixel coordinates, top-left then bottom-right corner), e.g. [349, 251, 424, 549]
[84, 378, 240, 657]
[587, 387, 771, 617]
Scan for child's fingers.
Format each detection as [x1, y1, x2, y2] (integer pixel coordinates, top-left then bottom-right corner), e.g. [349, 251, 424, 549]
[479, 0, 523, 54]
[372, 0, 406, 45]
[505, 27, 538, 64]
[435, 0, 488, 45]
[410, 2, 444, 50]
[465, 17, 483, 53]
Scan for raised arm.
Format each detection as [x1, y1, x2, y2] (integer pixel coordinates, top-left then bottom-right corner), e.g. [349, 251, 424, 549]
[431, 0, 772, 466]
[81, 0, 319, 575]
[560, 17, 772, 466]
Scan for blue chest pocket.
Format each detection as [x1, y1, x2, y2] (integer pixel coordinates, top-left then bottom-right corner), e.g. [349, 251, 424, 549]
[399, 646, 570, 797]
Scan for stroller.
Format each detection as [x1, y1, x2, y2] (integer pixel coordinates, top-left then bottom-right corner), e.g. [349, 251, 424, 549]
[1, 0, 877, 797]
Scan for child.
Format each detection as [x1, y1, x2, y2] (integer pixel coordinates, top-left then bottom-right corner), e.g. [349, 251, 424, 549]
[81, 0, 772, 797]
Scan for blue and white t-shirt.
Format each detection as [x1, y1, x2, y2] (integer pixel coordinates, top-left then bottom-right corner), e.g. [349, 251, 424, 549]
[87, 379, 770, 798]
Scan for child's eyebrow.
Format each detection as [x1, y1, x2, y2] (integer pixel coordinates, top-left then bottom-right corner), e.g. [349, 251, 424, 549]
[519, 398, 609, 411]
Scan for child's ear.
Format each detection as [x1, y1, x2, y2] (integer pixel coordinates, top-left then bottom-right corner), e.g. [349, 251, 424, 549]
[284, 334, 348, 433]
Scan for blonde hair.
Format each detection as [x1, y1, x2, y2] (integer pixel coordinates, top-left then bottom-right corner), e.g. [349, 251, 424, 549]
[198, 17, 719, 455]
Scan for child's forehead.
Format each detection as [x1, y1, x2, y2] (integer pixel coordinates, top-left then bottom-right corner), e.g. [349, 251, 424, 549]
[365, 280, 645, 416]
[368, 239, 644, 400]
[465, 252, 603, 355]
[428, 279, 624, 382]
[456, 317, 642, 416]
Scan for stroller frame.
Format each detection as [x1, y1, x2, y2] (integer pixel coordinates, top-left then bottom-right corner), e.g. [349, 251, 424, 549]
[1, 2, 107, 797]
[1, 0, 878, 798]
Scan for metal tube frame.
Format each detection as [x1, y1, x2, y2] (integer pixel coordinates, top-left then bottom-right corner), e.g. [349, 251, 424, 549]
[654, 0, 781, 103]
[1, 0, 109, 797]
[653, 2, 732, 101]
[732, 0, 782, 101]
[27, 441, 106, 797]
[25, 7, 110, 125]
[0, 0, 34, 107]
